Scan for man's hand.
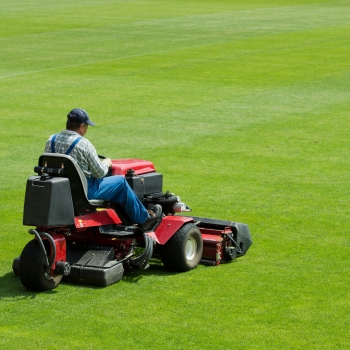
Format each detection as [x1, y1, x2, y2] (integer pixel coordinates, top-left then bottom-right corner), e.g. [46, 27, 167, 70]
[102, 158, 113, 168]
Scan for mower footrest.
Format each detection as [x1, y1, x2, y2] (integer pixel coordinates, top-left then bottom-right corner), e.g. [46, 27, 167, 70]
[99, 224, 136, 237]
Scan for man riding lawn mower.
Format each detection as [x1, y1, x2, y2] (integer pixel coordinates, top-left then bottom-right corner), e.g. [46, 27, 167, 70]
[13, 109, 252, 291]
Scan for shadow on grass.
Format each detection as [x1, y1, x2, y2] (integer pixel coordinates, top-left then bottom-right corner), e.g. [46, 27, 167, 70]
[122, 258, 178, 284]
[1, 258, 203, 295]
[61, 258, 179, 289]
[0, 271, 59, 301]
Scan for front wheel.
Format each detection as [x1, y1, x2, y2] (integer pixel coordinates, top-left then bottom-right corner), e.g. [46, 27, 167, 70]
[160, 223, 203, 272]
[19, 239, 62, 291]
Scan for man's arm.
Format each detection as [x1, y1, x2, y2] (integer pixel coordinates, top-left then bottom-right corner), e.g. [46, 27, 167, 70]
[102, 158, 112, 168]
[84, 141, 110, 178]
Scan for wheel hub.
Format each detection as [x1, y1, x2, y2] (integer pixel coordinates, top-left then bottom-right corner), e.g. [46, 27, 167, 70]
[185, 237, 197, 260]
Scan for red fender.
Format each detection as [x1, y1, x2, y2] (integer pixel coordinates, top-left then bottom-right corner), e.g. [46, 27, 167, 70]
[147, 216, 193, 245]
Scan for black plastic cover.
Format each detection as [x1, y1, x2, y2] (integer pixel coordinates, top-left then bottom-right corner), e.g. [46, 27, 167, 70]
[65, 263, 124, 287]
[126, 172, 163, 200]
[23, 176, 75, 226]
[64, 245, 124, 287]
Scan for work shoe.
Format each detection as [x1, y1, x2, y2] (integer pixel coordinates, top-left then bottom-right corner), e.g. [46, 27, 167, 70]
[139, 204, 162, 231]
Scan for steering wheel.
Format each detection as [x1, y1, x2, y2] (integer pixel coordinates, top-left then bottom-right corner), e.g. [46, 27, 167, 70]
[98, 155, 113, 177]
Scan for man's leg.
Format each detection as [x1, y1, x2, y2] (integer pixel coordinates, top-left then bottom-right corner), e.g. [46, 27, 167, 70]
[87, 176, 149, 224]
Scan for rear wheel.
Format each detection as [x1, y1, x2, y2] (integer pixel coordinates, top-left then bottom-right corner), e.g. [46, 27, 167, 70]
[160, 223, 203, 272]
[19, 239, 62, 291]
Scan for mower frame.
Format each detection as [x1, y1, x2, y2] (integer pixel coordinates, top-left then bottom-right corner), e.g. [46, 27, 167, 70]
[13, 153, 252, 291]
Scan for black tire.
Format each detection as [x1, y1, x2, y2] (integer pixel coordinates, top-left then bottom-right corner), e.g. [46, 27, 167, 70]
[160, 223, 203, 272]
[19, 239, 62, 291]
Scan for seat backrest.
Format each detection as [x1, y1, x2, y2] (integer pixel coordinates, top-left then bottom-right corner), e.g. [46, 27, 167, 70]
[38, 153, 97, 215]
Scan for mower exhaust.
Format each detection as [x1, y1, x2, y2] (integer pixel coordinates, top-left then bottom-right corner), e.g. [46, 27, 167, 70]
[173, 196, 191, 213]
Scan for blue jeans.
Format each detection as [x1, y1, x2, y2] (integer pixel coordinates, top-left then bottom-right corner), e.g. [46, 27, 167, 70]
[86, 176, 149, 224]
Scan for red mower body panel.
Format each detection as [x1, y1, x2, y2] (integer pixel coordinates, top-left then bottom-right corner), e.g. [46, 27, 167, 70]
[111, 159, 156, 176]
[74, 209, 122, 229]
[50, 233, 67, 273]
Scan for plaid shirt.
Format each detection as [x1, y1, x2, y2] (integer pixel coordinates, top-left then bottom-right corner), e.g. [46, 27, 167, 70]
[44, 130, 108, 179]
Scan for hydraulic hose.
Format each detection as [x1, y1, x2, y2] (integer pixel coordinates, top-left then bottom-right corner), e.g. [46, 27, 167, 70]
[28, 229, 56, 275]
[130, 233, 153, 270]
[130, 233, 150, 269]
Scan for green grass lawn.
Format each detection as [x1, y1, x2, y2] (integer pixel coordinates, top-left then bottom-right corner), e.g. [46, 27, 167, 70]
[0, 0, 349, 349]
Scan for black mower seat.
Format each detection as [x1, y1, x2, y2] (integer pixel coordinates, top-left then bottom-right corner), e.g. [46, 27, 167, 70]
[37, 153, 107, 215]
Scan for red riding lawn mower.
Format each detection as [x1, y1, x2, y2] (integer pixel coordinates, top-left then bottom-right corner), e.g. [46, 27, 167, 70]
[13, 153, 252, 291]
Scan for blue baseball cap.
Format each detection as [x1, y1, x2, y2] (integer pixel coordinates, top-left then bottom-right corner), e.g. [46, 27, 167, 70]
[67, 108, 95, 126]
